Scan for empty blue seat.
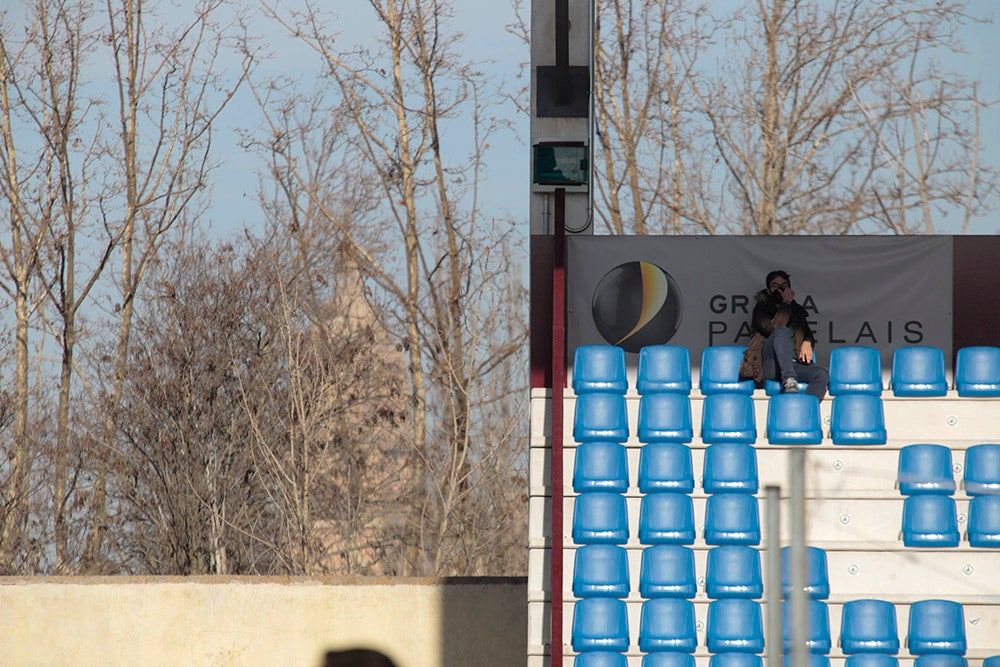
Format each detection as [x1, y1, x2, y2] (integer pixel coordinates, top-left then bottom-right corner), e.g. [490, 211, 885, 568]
[781, 546, 830, 600]
[914, 656, 969, 667]
[967, 494, 1000, 548]
[901, 495, 960, 548]
[638, 393, 694, 443]
[705, 493, 760, 546]
[829, 346, 883, 396]
[574, 441, 629, 494]
[639, 492, 696, 545]
[705, 545, 763, 599]
[575, 653, 628, 667]
[706, 598, 765, 653]
[638, 597, 698, 653]
[638, 442, 695, 494]
[703, 442, 759, 494]
[637, 344, 692, 395]
[573, 492, 629, 545]
[962, 444, 1000, 495]
[574, 344, 628, 395]
[701, 393, 757, 444]
[845, 656, 899, 667]
[700, 345, 755, 395]
[767, 393, 823, 444]
[572, 597, 630, 653]
[643, 653, 696, 667]
[898, 444, 956, 496]
[639, 544, 697, 599]
[830, 394, 887, 445]
[574, 393, 630, 443]
[891, 346, 948, 397]
[907, 599, 966, 656]
[840, 599, 900, 654]
[711, 654, 763, 667]
[783, 599, 832, 654]
[955, 346, 1000, 397]
[983, 656, 1000, 667]
[573, 544, 630, 598]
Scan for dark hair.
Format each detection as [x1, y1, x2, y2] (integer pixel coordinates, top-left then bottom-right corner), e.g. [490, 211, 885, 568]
[765, 270, 791, 287]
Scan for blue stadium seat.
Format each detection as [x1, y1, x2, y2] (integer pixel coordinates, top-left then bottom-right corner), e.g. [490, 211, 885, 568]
[711, 654, 763, 667]
[962, 444, 1000, 495]
[575, 653, 628, 667]
[781, 545, 830, 600]
[846, 656, 899, 667]
[891, 346, 948, 397]
[574, 344, 628, 395]
[907, 599, 966, 656]
[638, 597, 698, 653]
[574, 393, 630, 443]
[901, 495, 960, 548]
[967, 494, 1000, 548]
[983, 656, 1000, 667]
[913, 656, 969, 667]
[705, 545, 763, 599]
[639, 492, 696, 545]
[643, 653, 696, 667]
[955, 346, 1000, 397]
[764, 378, 809, 395]
[574, 441, 629, 494]
[766, 393, 823, 445]
[705, 493, 760, 546]
[572, 597, 630, 653]
[573, 544, 630, 598]
[701, 393, 757, 444]
[897, 444, 956, 496]
[638, 393, 694, 443]
[637, 344, 692, 395]
[573, 492, 629, 545]
[700, 345, 755, 395]
[638, 442, 695, 494]
[840, 599, 900, 654]
[705, 598, 765, 653]
[829, 345, 883, 396]
[830, 394, 887, 445]
[639, 544, 697, 599]
[783, 599, 832, 654]
[703, 442, 759, 494]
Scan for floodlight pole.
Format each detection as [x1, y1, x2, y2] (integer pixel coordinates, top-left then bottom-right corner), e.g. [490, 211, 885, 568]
[790, 449, 809, 667]
[765, 485, 783, 667]
[550, 188, 567, 666]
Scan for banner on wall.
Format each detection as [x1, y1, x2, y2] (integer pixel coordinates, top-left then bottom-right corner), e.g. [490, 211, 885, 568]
[567, 236, 954, 372]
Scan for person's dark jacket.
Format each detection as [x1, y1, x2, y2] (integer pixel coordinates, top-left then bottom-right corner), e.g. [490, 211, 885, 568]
[751, 288, 817, 357]
[739, 289, 817, 382]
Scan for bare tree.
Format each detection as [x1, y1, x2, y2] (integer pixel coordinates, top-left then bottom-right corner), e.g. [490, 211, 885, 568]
[253, 0, 528, 576]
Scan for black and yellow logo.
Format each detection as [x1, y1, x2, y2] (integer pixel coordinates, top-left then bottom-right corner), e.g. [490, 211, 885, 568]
[591, 261, 683, 353]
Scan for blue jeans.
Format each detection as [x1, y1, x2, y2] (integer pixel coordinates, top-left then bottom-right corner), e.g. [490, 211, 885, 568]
[761, 326, 829, 400]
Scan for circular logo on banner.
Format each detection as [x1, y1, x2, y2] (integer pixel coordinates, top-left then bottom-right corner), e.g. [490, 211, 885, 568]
[592, 261, 683, 353]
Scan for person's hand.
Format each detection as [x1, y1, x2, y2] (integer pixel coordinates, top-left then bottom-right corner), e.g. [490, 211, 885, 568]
[799, 339, 813, 363]
[782, 286, 795, 303]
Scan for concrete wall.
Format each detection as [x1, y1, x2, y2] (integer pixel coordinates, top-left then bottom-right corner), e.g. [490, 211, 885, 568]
[0, 576, 527, 667]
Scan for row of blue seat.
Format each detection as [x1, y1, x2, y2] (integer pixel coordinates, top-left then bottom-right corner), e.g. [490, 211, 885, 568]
[573, 490, 1000, 550]
[573, 597, 968, 656]
[574, 544, 828, 601]
[574, 344, 1000, 397]
[575, 442, 760, 495]
[898, 443, 1000, 496]
[576, 654, 992, 667]
[575, 392, 886, 446]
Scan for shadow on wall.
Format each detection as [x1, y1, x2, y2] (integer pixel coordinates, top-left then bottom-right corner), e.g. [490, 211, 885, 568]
[440, 577, 528, 667]
[320, 648, 399, 667]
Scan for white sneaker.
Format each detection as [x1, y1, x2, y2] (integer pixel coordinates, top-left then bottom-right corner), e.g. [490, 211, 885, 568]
[782, 378, 800, 394]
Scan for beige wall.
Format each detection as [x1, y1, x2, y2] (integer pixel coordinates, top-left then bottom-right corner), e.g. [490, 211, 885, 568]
[0, 576, 527, 667]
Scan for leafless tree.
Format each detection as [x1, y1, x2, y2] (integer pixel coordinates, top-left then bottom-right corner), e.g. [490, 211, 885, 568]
[252, 0, 528, 575]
